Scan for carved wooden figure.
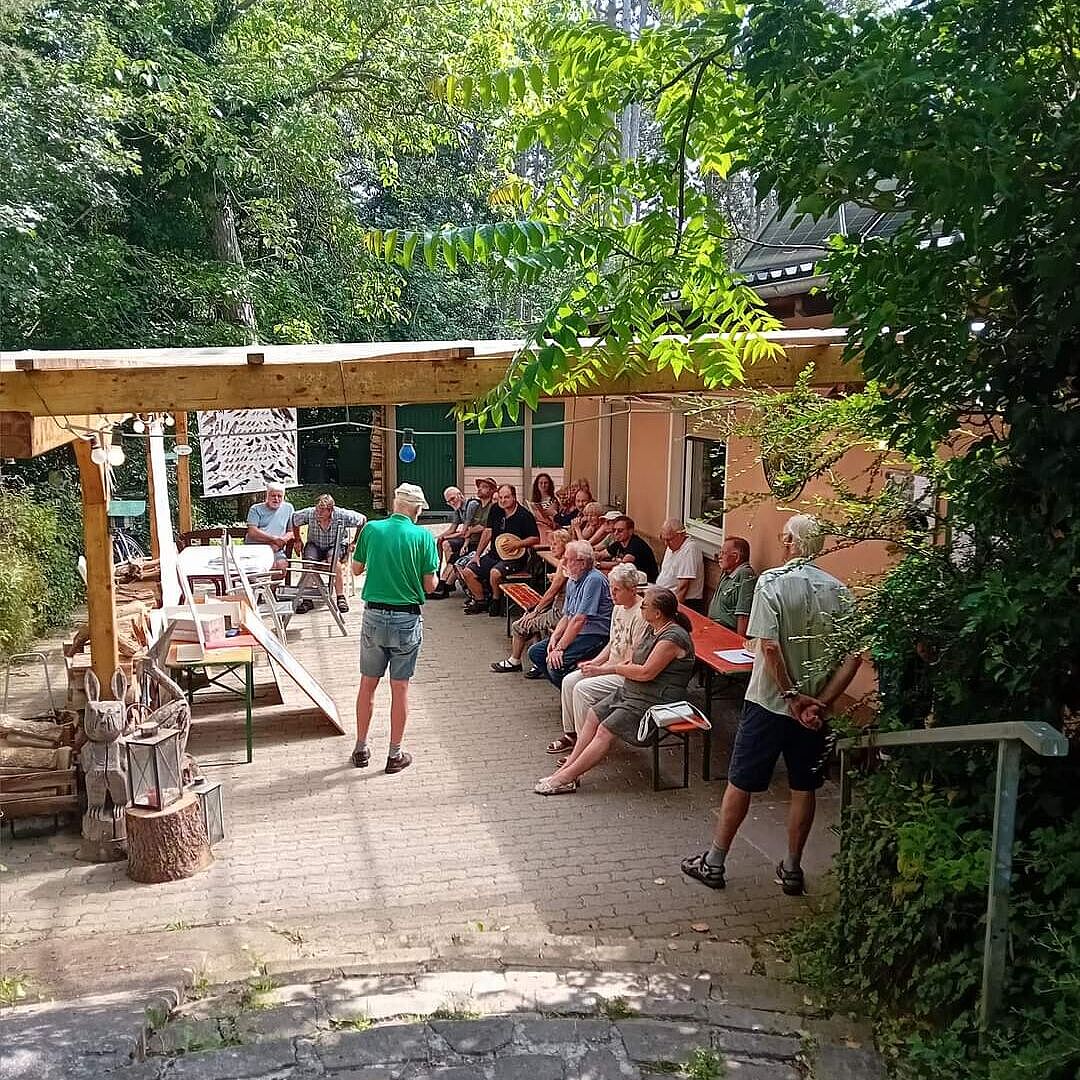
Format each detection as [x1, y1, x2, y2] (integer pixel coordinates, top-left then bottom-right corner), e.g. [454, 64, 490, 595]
[77, 669, 133, 862]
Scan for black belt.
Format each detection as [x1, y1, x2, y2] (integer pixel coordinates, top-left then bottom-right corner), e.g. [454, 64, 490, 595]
[367, 601, 421, 614]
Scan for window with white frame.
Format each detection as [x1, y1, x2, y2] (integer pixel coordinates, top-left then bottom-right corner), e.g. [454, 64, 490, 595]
[683, 437, 726, 537]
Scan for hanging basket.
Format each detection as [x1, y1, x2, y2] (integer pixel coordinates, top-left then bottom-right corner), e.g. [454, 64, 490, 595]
[761, 451, 810, 501]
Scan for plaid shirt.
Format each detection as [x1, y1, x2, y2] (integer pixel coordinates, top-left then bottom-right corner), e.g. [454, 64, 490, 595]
[291, 507, 366, 550]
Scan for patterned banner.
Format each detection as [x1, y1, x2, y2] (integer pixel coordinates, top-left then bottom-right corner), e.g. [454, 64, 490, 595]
[196, 408, 298, 497]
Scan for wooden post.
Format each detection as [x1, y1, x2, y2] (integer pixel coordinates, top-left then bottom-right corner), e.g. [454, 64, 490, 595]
[73, 438, 119, 686]
[145, 424, 161, 559]
[175, 412, 192, 535]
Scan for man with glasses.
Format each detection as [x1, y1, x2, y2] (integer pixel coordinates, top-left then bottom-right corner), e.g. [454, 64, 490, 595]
[655, 519, 705, 608]
[526, 541, 612, 686]
[597, 515, 659, 582]
[707, 536, 756, 636]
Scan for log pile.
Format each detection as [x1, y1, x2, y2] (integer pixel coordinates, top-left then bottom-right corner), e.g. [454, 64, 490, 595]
[0, 736, 78, 821]
[115, 559, 162, 606]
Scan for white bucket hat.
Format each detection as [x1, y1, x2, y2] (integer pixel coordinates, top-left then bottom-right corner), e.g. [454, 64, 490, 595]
[394, 482, 429, 510]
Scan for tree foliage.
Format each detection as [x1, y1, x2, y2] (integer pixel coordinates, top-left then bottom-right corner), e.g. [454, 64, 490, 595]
[370, 0, 1080, 1073]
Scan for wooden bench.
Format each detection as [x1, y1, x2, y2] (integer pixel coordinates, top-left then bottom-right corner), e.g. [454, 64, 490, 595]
[501, 582, 544, 637]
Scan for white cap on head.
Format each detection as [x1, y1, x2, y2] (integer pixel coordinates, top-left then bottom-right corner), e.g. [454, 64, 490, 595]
[394, 482, 428, 510]
[602, 510, 622, 521]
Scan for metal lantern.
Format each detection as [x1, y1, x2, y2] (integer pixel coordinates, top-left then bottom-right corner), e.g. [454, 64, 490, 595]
[125, 726, 183, 810]
[191, 778, 225, 846]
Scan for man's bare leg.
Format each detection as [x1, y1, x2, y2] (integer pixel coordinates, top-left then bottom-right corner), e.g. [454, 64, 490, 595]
[462, 565, 485, 601]
[388, 679, 410, 747]
[714, 783, 752, 851]
[355, 675, 380, 743]
[786, 789, 816, 868]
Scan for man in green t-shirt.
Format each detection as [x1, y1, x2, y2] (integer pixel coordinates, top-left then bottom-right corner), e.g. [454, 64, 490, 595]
[707, 536, 757, 636]
[350, 483, 439, 775]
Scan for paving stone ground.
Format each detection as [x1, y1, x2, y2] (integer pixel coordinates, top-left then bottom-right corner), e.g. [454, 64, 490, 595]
[1, 559, 839, 1000]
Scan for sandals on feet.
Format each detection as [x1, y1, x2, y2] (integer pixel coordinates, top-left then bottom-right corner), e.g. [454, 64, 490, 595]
[534, 777, 578, 795]
[337, 595, 349, 613]
[546, 734, 577, 754]
[680, 851, 726, 890]
[490, 659, 523, 673]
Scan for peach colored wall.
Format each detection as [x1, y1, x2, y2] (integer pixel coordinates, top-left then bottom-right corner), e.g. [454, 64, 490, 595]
[625, 409, 675, 542]
[563, 398, 603, 494]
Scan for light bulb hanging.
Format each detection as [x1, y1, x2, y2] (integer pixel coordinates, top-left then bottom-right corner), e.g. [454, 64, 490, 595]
[398, 429, 417, 464]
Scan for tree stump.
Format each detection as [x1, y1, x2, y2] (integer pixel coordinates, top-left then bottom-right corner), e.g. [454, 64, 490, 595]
[126, 791, 212, 883]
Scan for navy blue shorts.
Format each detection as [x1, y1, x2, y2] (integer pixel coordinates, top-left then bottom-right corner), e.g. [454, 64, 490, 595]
[728, 700, 828, 793]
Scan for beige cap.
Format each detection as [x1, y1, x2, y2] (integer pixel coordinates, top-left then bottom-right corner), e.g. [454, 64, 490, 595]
[394, 483, 429, 510]
[602, 510, 623, 520]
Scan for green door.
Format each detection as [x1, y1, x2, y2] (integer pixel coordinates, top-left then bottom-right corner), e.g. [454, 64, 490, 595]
[395, 404, 456, 503]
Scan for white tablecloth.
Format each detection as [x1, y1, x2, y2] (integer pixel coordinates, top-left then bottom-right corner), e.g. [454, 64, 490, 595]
[177, 543, 275, 580]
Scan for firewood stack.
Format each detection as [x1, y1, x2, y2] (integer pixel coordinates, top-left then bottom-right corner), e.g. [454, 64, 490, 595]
[114, 558, 162, 606]
[0, 715, 79, 822]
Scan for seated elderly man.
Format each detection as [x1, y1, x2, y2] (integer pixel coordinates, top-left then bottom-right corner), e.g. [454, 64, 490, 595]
[427, 487, 480, 599]
[656, 518, 705, 609]
[597, 515, 659, 581]
[707, 536, 757, 635]
[245, 483, 296, 570]
[526, 541, 613, 686]
[291, 494, 367, 613]
[546, 563, 647, 754]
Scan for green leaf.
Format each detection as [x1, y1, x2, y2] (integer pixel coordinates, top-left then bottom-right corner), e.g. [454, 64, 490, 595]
[512, 67, 526, 100]
[382, 229, 399, 262]
[527, 63, 544, 96]
[423, 233, 438, 270]
[441, 234, 458, 272]
[401, 232, 419, 267]
[494, 70, 511, 106]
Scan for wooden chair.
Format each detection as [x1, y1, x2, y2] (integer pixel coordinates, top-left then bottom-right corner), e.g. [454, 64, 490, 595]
[276, 522, 350, 636]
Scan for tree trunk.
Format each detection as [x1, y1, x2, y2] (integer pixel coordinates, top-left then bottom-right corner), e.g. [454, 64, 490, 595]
[200, 178, 259, 341]
[126, 791, 212, 883]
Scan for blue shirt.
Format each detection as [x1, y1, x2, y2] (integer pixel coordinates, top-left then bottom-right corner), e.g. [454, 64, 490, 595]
[246, 499, 295, 541]
[564, 567, 613, 637]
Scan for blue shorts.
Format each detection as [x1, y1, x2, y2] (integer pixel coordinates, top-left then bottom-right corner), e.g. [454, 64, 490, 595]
[359, 608, 423, 681]
[728, 700, 828, 793]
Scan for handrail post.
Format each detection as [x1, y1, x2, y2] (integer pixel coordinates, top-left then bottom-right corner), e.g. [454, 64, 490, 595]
[979, 738, 1021, 1041]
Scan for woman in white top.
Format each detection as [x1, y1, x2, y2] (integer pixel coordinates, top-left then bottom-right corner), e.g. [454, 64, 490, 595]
[547, 563, 647, 753]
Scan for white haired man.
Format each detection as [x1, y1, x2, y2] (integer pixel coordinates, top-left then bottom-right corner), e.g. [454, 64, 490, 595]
[655, 519, 705, 608]
[350, 483, 439, 775]
[291, 493, 367, 613]
[245, 483, 295, 570]
[682, 514, 861, 897]
[546, 563, 647, 755]
[526, 541, 612, 686]
[427, 486, 480, 600]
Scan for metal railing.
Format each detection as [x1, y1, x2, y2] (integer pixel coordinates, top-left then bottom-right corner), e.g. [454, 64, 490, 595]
[835, 721, 1069, 1040]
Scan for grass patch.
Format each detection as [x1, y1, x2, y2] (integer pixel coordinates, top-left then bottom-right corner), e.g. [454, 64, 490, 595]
[236, 960, 276, 1011]
[427, 1005, 483, 1021]
[598, 996, 639, 1021]
[682, 1048, 726, 1079]
[165, 920, 190, 932]
[0, 974, 29, 1007]
[330, 1014, 375, 1031]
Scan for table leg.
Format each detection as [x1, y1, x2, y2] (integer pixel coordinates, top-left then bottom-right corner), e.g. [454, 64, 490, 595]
[244, 660, 254, 764]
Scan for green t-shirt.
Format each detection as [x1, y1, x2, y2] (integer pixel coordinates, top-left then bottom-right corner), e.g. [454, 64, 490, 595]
[353, 514, 438, 605]
[707, 563, 758, 630]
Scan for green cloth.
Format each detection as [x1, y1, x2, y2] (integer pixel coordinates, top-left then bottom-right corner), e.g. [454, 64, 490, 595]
[353, 514, 438, 605]
[745, 559, 853, 715]
[707, 563, 758, 630]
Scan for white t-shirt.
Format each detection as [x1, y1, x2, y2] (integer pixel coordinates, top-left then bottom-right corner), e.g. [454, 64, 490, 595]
[608, 599, 648, 665]
[656, 539, 705, 600]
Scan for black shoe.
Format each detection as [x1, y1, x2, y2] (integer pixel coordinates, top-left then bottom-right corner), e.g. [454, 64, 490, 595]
[775, 861, 806, 897]
[488, 601, 504, 617]
[350, 747, 371, 768]
[385, 751, 413, 775]
[425, 586, 449, 600]
[680, 851, 726, 890]
[463, 599, 489, 615]
[293, 598, 314, 615]
[523, 669, 546, 680]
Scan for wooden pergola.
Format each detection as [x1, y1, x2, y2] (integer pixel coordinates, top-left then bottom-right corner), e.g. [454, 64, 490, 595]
[0, 331, 855, 681]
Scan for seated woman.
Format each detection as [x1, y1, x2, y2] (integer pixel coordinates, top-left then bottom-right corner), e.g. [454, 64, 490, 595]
[555, 487, 589, 528]
[529, 472, 560, 532]
[572, 501, 607, 545]
[491, 530, 571, 673]
[533, 587, 695, 794]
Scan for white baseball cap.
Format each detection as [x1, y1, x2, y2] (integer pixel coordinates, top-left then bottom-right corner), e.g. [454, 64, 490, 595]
[394, 483, 429, 510]
[602, 510, 623, 520]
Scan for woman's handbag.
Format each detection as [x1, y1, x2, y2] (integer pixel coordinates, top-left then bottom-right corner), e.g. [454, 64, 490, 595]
[636, 700, 712, 744]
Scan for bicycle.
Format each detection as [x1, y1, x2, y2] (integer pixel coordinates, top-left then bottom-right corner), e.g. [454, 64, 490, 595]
[111, 521, 146, 565]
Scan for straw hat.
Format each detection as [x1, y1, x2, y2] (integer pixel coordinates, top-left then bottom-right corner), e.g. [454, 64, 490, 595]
[495, 533, 525, 560]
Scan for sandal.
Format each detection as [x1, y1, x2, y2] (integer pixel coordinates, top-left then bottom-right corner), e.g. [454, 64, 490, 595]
[336, 595, 349, 613]
[680, 851, 726, 891]
[534, 777, 578, 796]
[546, 734, 577, 754]
[490, 659, 523, 673]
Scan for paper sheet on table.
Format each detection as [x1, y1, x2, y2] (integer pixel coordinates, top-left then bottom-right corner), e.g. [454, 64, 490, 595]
[715, 648, 755, 664]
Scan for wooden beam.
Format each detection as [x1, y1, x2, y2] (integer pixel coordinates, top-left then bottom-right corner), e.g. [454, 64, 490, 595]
[175, 412, 192, 535]
[0, 341, 857, 417]
[0, 414, 125, 458]
[73, 438, 119, 687]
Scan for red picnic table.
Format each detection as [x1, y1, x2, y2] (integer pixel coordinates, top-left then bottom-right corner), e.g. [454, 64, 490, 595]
[678, 603, 755, 716]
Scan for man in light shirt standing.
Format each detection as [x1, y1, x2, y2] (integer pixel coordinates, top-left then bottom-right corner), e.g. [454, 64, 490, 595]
[655, 519, 705, 607]
[681, 514, 861, 897]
